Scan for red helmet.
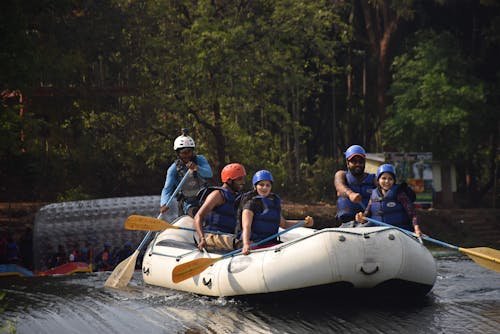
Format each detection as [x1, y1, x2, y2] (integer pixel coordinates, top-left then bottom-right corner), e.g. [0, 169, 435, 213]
[221, 163, 246, 182]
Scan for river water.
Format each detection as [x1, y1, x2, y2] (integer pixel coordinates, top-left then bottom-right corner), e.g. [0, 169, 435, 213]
[1, 252, 499, 334]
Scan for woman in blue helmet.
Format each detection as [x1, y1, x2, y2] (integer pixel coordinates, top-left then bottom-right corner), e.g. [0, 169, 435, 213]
[239, 170, 314, 255]
[355, 164, 422, 237]
[334, 145, 377, 225]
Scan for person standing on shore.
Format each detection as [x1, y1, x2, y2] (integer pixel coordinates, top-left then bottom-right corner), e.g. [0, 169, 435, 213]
[334, 145, 377, 225]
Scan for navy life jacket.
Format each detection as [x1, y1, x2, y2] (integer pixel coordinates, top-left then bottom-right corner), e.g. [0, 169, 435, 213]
[337, 172, 375, 220]
[247, 194, 281, 241]
[370, 184, 412, 230]
[199, 186, 238, 234]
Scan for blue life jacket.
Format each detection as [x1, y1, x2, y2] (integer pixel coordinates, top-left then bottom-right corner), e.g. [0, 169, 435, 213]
[369, 184, 412, 230]
[202, 187, 238, 234]
[337, 172, 375, 221]
[249, 194, 281, 241]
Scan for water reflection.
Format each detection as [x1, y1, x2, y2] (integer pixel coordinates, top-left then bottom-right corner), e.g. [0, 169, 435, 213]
[1, 256, 499, 334]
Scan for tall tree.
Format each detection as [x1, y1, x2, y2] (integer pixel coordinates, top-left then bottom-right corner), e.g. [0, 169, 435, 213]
[355, 0, 416, 149]
[123, 0, 349, 186]
[384, 30, 496, 204]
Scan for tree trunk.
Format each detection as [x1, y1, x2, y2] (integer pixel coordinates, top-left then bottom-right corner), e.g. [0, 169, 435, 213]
[440, 160, 454, 208]
[359, 0, 401, 147]
[210, 100, 226, 182]
[290, 88, 299, 182]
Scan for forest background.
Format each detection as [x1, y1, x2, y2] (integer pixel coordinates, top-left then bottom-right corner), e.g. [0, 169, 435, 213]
[1, 0, 499, 208]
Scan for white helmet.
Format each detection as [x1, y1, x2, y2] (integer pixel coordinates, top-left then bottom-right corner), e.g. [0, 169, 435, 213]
[173, 135, 195, 150]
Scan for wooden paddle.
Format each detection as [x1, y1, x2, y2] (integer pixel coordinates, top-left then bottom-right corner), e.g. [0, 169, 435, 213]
[363, 217, 500, 273]
[125, 214, 195, 232]
[104, 171, 192, 288]
[172, 221, 305, 284]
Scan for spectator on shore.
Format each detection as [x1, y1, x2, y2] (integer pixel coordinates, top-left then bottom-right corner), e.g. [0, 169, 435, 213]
[19, 227, 33, 270]
[6, 234, 20, 264]
[78, 242, 92, 263]
[94, 241, 113, 271]
[113, 241, 133, 265]
[68, 243, 80, 262]
[54, 244, 67, 267]
[0, 231, 8, 263]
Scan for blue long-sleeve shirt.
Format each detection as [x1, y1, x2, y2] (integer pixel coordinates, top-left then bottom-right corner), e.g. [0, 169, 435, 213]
[160, 155, 213, 206]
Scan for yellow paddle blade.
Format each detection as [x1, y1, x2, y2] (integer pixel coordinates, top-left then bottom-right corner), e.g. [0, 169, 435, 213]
[459, 247, 500, 273]
[125, 215, 171, 231]
[172, 257, 220, 283]
[104, 250, 139, 288]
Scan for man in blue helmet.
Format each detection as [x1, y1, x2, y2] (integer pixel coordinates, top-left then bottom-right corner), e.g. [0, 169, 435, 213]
[334, 145, 377, 225]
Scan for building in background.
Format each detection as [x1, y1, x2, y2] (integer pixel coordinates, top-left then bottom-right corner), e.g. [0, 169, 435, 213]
[365, 152, 455, 209]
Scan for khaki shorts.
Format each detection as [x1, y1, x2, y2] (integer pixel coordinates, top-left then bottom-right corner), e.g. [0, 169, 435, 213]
[204, 233, 242, 251]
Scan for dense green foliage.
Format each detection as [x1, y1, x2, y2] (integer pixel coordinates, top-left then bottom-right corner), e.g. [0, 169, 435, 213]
[386, 30, 487, 159]
[0, 1, 498, 206]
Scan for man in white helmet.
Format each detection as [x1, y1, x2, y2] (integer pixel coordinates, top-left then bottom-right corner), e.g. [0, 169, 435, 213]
[160, 129, 213, 217]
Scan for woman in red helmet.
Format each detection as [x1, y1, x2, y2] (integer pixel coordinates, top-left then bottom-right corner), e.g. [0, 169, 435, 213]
[194, 163, 247, 251]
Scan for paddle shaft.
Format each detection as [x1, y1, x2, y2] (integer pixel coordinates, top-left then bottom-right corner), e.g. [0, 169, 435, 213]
[124, 215, 243, 237]
[135, 172, 192, 252]
[362, 207, 500, 272]
[214, 221, 305, 260]
[171, 221, 306, 283]
[363, 217, 453, 247]
[104, 171, 192, 288]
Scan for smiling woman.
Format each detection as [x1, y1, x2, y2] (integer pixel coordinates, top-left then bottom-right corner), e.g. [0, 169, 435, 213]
[356, 163, 422, 237]
[239, 170, 313, 256]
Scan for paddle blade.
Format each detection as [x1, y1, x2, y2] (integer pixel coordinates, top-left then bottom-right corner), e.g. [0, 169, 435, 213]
[172, 257, 220, 283]
[460, 247, 500, 273]
[125, 215, 170, 231]
[104, 250, 139, 288]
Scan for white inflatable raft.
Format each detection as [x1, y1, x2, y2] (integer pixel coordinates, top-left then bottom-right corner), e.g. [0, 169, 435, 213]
[142, 216, 437, 297]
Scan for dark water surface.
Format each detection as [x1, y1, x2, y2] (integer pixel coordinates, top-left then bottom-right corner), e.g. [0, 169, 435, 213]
[1, 254, 499, 334]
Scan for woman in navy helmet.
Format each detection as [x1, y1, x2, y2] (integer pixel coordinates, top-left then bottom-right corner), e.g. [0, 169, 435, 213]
[239, 170, 314, 255]
[355, 164, 422, 237]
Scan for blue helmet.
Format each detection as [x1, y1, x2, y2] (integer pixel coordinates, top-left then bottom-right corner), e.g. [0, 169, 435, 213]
[345, 145, 366, 160]
[252, 170, 274, 185]
[377, 164, 396, 180]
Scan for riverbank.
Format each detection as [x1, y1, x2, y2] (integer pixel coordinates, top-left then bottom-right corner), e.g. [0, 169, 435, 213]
[1, 201, 499, 248]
